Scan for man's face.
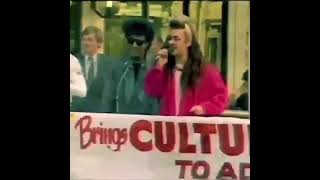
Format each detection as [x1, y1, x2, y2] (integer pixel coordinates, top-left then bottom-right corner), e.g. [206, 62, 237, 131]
[81, 33, 101, 55]
[127, 35, 147, 60]
[168, 28, 190, 57]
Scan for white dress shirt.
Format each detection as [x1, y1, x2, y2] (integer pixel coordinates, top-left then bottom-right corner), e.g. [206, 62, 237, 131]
[70, 54, 87, 104]
[84, 54, 98, 79]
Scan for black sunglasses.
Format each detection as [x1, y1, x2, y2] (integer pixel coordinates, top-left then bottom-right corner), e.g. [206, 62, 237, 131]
[127, 37, 145, 46]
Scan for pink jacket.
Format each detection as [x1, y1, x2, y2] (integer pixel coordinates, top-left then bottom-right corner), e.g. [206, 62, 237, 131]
[144, 64, 229, 116]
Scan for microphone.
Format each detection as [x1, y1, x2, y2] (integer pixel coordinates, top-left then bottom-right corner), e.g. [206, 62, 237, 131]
[123, 61, 129, 66]
[155, 40, 175, 60]
[155, 47, 175, 63]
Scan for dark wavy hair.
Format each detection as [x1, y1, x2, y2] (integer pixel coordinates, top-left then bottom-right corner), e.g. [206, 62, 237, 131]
[122, 18, 155, 53]
[164, 18, 204, 90]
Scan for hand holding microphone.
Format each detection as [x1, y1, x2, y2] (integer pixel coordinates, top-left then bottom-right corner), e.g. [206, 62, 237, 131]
[155, 48, 169, 68]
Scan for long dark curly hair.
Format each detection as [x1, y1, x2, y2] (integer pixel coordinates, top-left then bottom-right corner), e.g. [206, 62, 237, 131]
[164, 18, 204, 91]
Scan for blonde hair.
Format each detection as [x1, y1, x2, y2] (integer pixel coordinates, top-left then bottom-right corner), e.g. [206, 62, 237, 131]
[82, 26, 103, 44]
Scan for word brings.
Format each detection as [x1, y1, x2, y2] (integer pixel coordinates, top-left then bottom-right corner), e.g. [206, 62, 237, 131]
[75, 116, 127, 151]
[74, 117, 250, 156]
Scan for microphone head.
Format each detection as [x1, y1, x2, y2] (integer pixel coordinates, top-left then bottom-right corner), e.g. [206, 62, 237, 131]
[123, 61, 129, 67]
[161, 41, 175, 55]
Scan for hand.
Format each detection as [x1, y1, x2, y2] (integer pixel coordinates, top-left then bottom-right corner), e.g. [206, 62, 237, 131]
[155, 48, 168, 68]
[190, 105, 205, 115]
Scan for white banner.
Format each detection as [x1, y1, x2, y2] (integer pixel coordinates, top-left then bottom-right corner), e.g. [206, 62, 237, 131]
[70, 113, 250, 180]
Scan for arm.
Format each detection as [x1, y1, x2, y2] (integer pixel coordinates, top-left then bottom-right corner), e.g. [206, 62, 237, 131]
[144, 65, 167, 99]
[199, 65, 229, 116]
[70, 55, 87, 98]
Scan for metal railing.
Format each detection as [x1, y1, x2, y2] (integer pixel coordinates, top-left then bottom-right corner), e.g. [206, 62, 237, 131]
[220, 110, 249, 119]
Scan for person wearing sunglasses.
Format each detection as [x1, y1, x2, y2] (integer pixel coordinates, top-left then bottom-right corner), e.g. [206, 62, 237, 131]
[106, 18, 159, 115]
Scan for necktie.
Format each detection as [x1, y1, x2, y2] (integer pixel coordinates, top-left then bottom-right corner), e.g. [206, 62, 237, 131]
[87, 57, 95, 87]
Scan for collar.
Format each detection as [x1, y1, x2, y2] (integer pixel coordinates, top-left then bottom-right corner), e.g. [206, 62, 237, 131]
[85, 54, 98, 62]
[125, 58, 147, 69]
[175, 63, 184, 71]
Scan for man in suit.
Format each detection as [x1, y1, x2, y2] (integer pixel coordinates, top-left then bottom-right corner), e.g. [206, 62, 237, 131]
[71, 26, 115, 112]
[105, 18, 159, 114]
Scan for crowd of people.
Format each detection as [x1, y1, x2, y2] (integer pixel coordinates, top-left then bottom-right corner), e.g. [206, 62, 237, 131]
[70, 15, 245, 116]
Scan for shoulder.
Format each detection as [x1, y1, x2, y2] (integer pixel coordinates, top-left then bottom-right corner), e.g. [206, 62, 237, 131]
[70, 54, 82, 70]
[70, 54, 78, 61]
[74, 53, 84, 61]
[107, 58, 128, 76]
[70, 54, 80, 65]
[97, 54, 117, 68]
[199, 63, 226, 86]
[98, 54, 119, 60]
[199, 64, 226, 90]
[111, 58, 126, 68]
[99, 54, 123, 64]
[202, 63, 222, 77]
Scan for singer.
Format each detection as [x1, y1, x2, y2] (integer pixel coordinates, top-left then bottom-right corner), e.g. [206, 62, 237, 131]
[111, 18, 159, 114]
[144, 16, 229, 116]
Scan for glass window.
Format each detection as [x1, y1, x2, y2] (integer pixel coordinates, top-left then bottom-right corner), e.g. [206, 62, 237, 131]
[189, 1, 223, 68]
[148, 1, 183, 41]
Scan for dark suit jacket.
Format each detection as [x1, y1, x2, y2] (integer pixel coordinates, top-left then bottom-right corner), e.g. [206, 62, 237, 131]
[70, 54, 116, 113]
[103, 58, 160, 115]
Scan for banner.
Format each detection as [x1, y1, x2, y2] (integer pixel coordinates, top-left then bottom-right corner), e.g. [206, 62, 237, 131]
[70, 113, 250, 180]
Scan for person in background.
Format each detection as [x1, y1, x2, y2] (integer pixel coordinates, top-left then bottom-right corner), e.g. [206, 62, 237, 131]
[106, 18, 158, 114]
[144, 15, 229, 116]
[70, 54, 87, 106]
[231, 69, 248, 111]
[71, 26, 114, 112]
